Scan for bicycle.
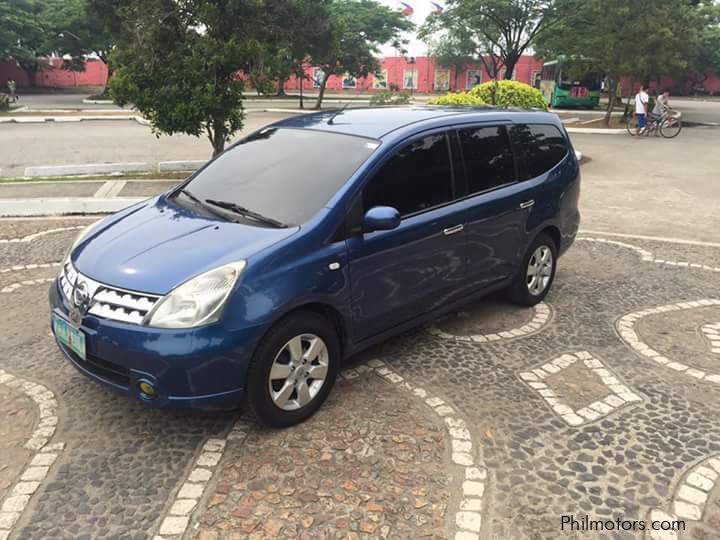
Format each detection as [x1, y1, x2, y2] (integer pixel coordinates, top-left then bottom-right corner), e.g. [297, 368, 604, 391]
[624, 107, 682, 138]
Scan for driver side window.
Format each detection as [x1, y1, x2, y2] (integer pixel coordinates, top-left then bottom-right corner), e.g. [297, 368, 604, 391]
[362, 133, 454, 217]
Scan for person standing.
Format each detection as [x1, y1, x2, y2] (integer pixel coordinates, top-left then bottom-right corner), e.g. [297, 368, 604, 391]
[634, 84, 649, 135]
[7, 78, 16, 102]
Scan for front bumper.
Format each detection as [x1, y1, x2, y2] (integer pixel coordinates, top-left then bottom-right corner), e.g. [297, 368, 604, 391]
[49, 278, 266, 409]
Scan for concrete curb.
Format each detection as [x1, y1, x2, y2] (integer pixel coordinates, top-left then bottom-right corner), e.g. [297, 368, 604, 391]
[0, 197, 145, 217]
[566, 127, 627, 135]
[158, 160, 206, 173]
[82, 98, 114, 104]
[0, 115, 142, 124]
[25, 162, 150, 178]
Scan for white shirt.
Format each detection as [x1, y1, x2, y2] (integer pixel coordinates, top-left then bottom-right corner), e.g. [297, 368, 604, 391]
[635, 91, 648, 114]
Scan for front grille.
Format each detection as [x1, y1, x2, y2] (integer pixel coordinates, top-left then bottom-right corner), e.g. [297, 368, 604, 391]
[60, 262, 162, 325]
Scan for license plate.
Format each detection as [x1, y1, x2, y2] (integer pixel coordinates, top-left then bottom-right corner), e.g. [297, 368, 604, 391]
[53, 313, 86, 361]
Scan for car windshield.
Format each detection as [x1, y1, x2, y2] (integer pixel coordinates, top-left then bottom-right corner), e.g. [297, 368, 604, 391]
[179, 127, 380, 225]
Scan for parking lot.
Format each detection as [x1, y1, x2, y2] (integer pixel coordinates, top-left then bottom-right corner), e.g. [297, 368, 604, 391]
[1, 119, 719, 539]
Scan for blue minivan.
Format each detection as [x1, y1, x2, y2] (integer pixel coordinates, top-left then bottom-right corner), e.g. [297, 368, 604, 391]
[50, 106, 580, 427]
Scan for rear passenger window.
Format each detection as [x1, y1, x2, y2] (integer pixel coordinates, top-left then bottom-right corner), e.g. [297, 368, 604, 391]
[363, 133, 453, 217]
[458, 126, 515, 194]
[510, 124, 568, 179]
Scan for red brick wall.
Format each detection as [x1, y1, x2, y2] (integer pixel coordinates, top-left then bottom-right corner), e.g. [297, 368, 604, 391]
[283, 55, 545, 93]
[0, 58, 107, 88]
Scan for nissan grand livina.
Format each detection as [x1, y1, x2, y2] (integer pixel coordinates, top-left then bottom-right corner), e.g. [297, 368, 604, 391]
[50, 106, 580, 427]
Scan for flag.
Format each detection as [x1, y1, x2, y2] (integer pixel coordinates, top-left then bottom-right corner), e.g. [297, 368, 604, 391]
[431, 1, 444, 13]
[399, 2, 414, 16]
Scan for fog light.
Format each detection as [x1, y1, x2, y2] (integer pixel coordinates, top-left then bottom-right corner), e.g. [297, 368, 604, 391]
[138, 381, 156, 398]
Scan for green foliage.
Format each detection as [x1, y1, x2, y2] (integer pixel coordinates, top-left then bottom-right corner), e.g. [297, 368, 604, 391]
[469, 80, 547, 110]
[92, 0, 324, 156]
[309, 0, 414, 108]
[0, 0, 44, 66]
[0, 93, 9, 111]
[369, 91, 412, 106]
[535, 0, 705, 118]
[38, 0, 114, 70]
[421, 0, 574, 80]
[428, 92, 485, 106]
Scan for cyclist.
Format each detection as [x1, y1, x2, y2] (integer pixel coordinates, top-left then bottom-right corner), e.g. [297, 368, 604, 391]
[634, 84, 649, 136]
[651, 89, 671, 124]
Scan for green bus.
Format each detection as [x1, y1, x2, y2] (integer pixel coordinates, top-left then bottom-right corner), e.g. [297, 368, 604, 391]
[539, 58, 602, 108]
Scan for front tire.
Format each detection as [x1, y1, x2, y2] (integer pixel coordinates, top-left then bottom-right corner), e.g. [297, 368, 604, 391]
[508, 233, 558, 306]
[246, 311, 340, 428]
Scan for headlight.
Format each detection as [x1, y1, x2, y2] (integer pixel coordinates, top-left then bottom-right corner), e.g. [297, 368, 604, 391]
[62, 221, 101, 270]
[145, 262, 246, 329]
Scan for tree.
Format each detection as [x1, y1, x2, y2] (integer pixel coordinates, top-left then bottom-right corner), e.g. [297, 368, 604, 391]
[90, 0, 323, 157]
[535, 0, 702, 122]
[309, 0, 413, 109]
[687, 2, 720, 93]
[420, 0, 575, 81]
[39, 0, 115, 95]
[0, 0, 44, 80]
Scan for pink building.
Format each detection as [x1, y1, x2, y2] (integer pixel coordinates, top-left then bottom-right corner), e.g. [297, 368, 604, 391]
[283, 55, 545, 93]
[0, 58, 108, 88]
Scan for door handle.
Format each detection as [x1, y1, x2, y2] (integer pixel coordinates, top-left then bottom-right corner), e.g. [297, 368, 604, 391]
[519, 199, 535, 209]
[443, 224, 464, 236]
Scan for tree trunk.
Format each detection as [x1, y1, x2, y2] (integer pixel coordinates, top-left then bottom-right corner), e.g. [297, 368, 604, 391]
[276, 77, 286, 96]
[313, 72, 331, 110]
[207, 118, 227, 157]
[605, 78, 617, 126]
[299, 72, 304, 109]
[503, 54, 519, 80]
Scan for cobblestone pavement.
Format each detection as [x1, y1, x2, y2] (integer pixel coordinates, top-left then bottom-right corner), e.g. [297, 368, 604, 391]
[194, 374, 450, 539]
[1, 218, 720, 539]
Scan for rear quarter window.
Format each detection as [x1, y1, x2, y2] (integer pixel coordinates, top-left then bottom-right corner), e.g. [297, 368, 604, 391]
[509, 124, 568, 180]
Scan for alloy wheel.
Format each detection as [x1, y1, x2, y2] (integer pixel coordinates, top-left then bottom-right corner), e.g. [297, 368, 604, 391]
[268, 333, 329, 411]
[526, 245, 553, 296]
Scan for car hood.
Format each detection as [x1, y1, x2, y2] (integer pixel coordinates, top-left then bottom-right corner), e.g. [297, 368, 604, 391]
[73, 197, 298, 294]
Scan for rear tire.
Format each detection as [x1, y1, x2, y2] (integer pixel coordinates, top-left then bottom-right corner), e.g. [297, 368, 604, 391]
[245, 311, 340, 428]
[507, 233, 558, 306]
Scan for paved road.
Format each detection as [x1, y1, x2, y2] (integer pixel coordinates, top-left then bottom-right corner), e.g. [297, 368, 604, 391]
[570, 128, 720, 243]
[14, 92, 382, 111]
[0, 114, 292, 178]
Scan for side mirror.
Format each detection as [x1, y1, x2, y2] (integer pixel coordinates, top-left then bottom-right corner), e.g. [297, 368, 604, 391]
[362, 206, 401, 233]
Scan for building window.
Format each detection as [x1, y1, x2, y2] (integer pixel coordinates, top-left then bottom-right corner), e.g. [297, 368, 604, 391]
[373, 70, 388, 90]
[466, 70, 482, 89]
[342, 73, 357, 89]
[403, 69, 418, 90]
[434, 69, 450, 91]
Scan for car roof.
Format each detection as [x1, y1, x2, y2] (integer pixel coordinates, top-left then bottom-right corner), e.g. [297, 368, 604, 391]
[269, 106, 562, 140]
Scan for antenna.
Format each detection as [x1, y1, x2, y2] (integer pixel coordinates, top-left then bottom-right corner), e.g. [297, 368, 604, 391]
[327, 103, 349, 125]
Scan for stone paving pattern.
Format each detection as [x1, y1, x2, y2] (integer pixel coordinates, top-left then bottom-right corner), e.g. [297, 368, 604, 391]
[194, 373, 451, 539]
[1, 219, 720, 539]
[0, 385, 34, 502]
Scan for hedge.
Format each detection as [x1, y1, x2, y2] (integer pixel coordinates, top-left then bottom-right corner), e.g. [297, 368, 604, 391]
[469, 80, 547, 110]
[427, 92, 485, 106]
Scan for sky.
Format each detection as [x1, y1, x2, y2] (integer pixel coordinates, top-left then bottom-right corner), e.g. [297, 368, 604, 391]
[377, 0, 441, 57]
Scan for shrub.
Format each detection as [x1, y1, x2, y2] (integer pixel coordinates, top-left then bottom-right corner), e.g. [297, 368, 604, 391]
[428, 92, 485, 106]
[469, 80, 547, 110]
[0, 93, 9, 112]
[370, 91, 412, 106]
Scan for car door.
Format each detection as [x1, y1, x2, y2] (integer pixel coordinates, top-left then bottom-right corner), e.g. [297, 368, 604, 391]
[452, 124, 535, 291]
[346, 131, 466, 341]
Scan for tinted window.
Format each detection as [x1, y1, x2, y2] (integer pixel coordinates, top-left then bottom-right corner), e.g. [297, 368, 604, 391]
[363, 134, 453, 217]
[458, 126, 515, 194]
[509, 124, 568, 180]
[181, 128, 379, 225]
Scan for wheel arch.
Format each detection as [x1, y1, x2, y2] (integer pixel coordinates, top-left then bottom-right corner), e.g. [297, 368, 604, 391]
[536, 225, 561, 252]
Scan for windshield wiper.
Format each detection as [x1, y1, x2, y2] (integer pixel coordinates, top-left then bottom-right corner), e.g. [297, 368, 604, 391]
[205, 199, 287, 228]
